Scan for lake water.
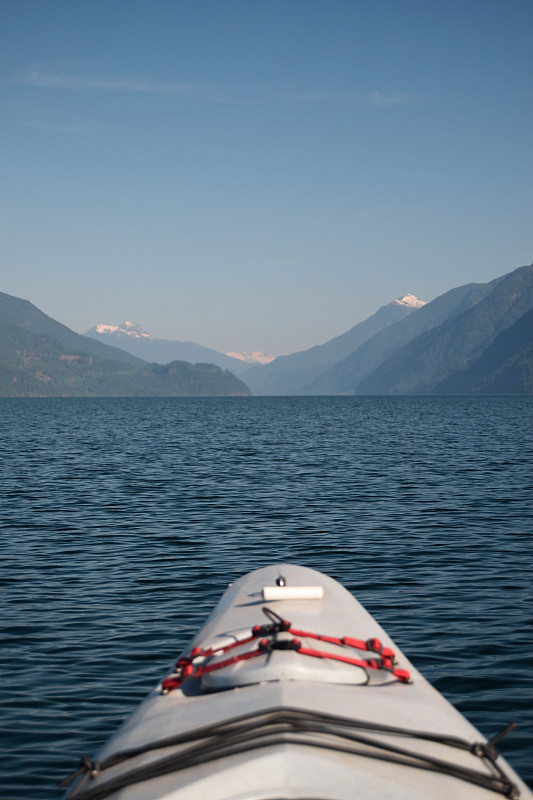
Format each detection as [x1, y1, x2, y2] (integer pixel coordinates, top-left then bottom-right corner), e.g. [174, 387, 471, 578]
[1, 396, 532, 798]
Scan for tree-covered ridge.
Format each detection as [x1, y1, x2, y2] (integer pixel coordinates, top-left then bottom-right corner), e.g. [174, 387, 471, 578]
[435, 307, 533, 395]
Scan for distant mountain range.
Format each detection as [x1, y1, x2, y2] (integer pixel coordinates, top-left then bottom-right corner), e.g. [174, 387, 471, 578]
[242, 262, 533, 395]
[84, 322, 271, 374]
[2, 260, 531, 397]
[0, 294, 250, 397]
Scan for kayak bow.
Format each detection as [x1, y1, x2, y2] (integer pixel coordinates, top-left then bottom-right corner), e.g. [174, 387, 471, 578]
[63, 565, 532, 800]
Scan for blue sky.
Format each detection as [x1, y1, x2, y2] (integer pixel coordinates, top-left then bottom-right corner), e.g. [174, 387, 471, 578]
[2, 0, 532, 355]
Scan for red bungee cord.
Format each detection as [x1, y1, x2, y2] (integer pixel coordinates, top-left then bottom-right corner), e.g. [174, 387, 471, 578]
[161, 608, 411, 693]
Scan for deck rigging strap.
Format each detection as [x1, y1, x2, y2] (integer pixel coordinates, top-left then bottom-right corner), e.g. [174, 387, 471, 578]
[62, 707, 520, 800]
[160, 606, 410, 693]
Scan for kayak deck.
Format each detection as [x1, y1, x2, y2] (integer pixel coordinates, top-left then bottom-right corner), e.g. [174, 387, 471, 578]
[63, 564, 531, 800]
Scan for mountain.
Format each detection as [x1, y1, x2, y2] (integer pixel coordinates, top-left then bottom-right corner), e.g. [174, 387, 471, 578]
[434, 307, 533, 394]
[310, 277, 505, 395]
[84, 322, 251, 374]
[243, 294, 426, 395]
[357, 263, 533, 395]
[0, 293, 250, 397]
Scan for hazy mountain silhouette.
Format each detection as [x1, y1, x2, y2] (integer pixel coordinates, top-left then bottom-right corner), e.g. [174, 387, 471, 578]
[357, 264, 533, 395]
[310, 277, 504, 395]
[243, 295, 425, 395]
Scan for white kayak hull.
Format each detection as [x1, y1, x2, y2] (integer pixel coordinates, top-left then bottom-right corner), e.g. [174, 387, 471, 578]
[63, 565, 532, 800]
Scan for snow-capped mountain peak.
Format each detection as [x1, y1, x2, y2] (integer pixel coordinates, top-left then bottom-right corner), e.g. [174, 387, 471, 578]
[394, 294, 426, 309]
[225, 350, 276, 365]
[94, 321, 154, 339]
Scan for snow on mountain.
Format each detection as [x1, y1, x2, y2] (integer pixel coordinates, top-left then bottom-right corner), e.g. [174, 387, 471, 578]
[94, 321, 154, 339]
[394, 294, 426, 309]
[225, 350, 275, 365]
[85, 322, 251, 375]
[90, 324, 274, 365]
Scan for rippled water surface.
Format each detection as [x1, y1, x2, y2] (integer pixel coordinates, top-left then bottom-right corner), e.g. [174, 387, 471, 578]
[1, 396, 532, 798]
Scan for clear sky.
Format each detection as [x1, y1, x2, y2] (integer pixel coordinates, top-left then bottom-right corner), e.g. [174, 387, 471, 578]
[2, 0, 532, 355]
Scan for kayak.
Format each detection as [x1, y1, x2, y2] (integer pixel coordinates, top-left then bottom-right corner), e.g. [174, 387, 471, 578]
[63, 564, 532, 800]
